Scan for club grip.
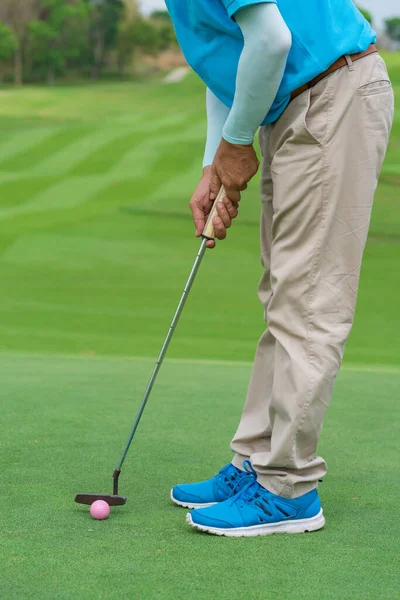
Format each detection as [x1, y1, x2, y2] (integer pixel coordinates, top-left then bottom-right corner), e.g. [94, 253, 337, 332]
[201, 186, 226, 240]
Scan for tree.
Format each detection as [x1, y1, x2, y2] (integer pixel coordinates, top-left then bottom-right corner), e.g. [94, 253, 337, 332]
[28, 0, 90, 84]
[357, 6, 372, 24]
[122, 0, 139, 22]
[0, 21, 17, 82]
[150, 10, 177, 51]
[150, 10, 171, 21]
[117, 18, 159, 74]
[117, 0, 155, 75]
[86, 0, 124, 78]
[0, 0, 40, 84]
[385, 17, 400, 43]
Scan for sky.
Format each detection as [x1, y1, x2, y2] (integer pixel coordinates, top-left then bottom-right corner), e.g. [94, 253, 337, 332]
[139, 0, 399, 29]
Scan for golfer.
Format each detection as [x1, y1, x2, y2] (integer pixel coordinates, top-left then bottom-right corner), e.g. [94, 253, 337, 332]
[167, 0, 394, 535]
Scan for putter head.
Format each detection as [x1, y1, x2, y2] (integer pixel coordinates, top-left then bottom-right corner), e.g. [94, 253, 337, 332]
[74, 493, 127, 506]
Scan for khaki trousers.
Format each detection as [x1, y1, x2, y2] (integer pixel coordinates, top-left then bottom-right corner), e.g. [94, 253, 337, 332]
[231, 53, 394, 499]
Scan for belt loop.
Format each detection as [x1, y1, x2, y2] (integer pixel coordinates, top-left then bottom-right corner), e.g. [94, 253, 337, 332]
[344, 54, 354, 71]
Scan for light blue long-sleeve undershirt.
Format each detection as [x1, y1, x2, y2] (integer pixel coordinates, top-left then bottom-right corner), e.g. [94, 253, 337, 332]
[203, 3, 291, 168]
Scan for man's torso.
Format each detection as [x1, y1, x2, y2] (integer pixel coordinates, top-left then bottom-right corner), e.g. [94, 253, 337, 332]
[165, 0, 376, 123]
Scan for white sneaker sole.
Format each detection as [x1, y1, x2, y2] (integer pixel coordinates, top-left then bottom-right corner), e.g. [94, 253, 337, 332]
[186, 509, 325, 537]
[170, 489, 217, 509]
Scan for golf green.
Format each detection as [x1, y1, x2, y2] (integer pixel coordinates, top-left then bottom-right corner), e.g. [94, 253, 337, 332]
[1, 354, 399, 599]
[1, 53, 399, 599]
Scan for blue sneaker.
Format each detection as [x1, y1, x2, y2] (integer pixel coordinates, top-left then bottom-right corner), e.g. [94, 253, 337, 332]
[186, 478, 325, 536]
[171, 462, 255, 509]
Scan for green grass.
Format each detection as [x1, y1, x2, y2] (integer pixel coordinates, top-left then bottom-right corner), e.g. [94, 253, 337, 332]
[0, 65, 399, 364]
[0, 53, 400, 599]
[1, 354, 399, 599]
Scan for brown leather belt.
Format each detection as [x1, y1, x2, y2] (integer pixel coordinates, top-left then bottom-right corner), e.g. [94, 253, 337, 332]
[290, 44, 377, 102]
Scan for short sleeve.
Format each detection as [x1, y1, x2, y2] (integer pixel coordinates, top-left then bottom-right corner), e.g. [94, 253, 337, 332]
[221, 0, 276, 19]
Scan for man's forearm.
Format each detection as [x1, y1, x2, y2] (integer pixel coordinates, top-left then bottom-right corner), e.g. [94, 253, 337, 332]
[203, 88, 231, 168]
[223, 3, 291, 145]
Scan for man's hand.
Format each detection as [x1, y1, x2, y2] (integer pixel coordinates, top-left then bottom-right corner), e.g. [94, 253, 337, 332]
[189, 165, 239, 248]
[210, 138, 259, 204]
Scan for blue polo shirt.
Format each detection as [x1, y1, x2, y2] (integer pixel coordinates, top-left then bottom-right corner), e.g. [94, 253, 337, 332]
[165, 0, 376, 124]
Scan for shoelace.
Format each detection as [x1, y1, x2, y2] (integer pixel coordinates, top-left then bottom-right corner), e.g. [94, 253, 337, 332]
[224, 463, 297, 520]
[242, 459, 257, 479]
[224, 460, 257, 499]
[227, 478, 261, 506]
[227, 476, 296, 520]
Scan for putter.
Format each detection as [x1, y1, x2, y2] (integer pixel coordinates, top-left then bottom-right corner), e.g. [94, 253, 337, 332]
[75, 186, 226, 506]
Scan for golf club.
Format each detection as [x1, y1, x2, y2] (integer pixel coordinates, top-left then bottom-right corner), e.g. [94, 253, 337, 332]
[75, 186, 226, 506]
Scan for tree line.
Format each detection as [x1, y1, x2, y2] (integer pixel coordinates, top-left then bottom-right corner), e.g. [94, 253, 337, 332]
[0, 0, 177, 85]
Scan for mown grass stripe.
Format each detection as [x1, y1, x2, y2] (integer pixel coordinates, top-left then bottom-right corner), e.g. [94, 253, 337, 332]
[0, 128, 202, 220]
[111, 131, 204, 179]
[0, 176, 60, 210]
[23, 114, 192, 178]
[0, 126, 94, 173]
[0, 176, 108, 221]
[69, 130, 154, 177]
[68, 115, 196, 177]
[0, 350, 399, 375]
[144, 161, 203, 208]
[0, 127, 60, 164]
[26, 126, 136, 177]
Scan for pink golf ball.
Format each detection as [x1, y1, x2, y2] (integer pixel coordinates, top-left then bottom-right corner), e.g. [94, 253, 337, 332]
[90, 500, 110, 520]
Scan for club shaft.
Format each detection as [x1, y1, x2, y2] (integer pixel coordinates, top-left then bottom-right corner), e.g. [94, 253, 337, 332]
[115, 238, 208, 472]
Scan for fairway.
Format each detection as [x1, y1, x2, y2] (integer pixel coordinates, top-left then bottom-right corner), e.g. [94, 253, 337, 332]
[1, 53, 400, 599]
